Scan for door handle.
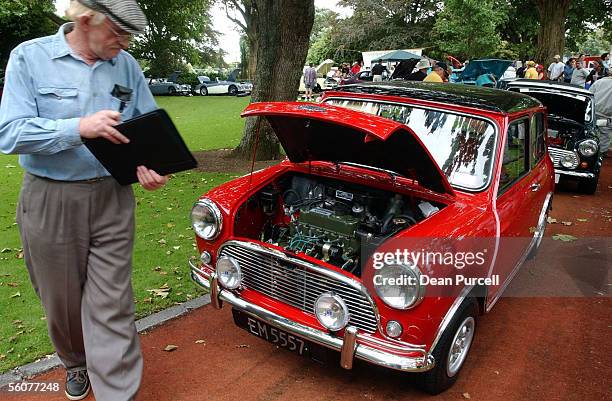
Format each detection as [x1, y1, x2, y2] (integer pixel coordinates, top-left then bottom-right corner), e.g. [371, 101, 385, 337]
[530, 183, 541, 192]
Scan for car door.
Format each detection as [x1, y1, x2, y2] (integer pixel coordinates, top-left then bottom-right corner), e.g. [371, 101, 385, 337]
[489, 115, 544, 303]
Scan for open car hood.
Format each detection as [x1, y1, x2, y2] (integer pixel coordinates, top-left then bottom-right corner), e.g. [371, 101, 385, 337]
[506, 80, 594, 125]
[241, 102, 455, 196]
[459, 59, 513, 81]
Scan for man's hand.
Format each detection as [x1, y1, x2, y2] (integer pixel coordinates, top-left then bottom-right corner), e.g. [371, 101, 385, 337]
[79, 110, 129, 144]
[136, 166, 168, 191]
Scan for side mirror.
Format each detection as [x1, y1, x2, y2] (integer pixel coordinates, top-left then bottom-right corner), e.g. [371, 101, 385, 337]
[596, 118, 610, 127]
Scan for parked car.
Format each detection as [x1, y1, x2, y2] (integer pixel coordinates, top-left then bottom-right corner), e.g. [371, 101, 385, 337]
[193, 76, 251, 96]
[148, 78, 191, 96]
[506, 79, 602, 193]
[455, 59, 514, 87]
[189, 81, 553, 394]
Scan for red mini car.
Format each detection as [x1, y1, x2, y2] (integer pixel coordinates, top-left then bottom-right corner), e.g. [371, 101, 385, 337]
[189, 82, 554, 393]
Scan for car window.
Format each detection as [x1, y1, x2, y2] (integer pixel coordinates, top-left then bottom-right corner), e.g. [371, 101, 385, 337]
[530, 112, 545, 168]
[323, 99, 496, 191]
[499, 119, 528, 192]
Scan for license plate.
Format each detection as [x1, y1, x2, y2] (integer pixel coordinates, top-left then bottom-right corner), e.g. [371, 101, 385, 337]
[554, 173, 560, 184]
[232, 309, 311, 356]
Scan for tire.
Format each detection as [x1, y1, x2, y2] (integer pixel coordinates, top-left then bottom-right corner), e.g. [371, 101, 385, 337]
[200, 87, 208, 96]
[578, 176, 598, 194]
[314, 84, 322, 93]
[418, 299, 478, 395]
[228, 85, 238, 96]
[168, 86, 176, 96]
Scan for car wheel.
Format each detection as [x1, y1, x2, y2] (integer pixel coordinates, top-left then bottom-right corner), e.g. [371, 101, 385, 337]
[228, 85, 238, 96]
[418, 298, 478, 395]
[314, 84, 322, 93]
[200, 87, 208, 96]
[578, 176, 598, 194]
[168, 87, 176, 95]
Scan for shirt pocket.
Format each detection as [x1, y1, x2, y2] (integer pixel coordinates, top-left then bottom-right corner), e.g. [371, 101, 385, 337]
[36, 87, 80, 119]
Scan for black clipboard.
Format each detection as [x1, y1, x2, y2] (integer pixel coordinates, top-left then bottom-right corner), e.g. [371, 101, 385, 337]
[85, 109, 197, 185]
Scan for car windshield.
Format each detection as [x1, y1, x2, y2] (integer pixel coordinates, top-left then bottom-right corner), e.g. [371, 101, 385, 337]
[323, 99, 497, 191]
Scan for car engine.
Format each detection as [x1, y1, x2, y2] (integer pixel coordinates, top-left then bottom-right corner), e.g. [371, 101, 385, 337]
[236, 173, 441, 277]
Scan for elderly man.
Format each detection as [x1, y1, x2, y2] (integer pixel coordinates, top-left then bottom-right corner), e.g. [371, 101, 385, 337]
[590, 70, 612, 157]
[408, 58, 431, 81]
[0, 1, 166, 400]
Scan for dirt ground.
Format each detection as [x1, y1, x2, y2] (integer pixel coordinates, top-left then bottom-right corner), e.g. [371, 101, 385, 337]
[193, 149, 280, 174]
[6, 157, 612, 401]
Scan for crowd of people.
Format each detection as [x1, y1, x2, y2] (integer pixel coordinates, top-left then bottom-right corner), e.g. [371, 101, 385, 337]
[516, 53, 611, 88]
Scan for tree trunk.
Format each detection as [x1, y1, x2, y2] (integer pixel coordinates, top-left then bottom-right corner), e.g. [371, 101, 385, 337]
[534, 0, 571, 64]
[233, 0, 315, 160]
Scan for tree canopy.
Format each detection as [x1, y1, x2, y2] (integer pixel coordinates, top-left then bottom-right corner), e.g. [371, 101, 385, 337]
[130, 0, 220, 77]
[302, 0, 612, 65]
[433, 0, 506, 60]
[0, 0, 59, 71]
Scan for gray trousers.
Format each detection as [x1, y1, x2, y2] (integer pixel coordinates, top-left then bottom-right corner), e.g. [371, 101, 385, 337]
[599, 126, 611, 154]
[17, 173, 141, 401]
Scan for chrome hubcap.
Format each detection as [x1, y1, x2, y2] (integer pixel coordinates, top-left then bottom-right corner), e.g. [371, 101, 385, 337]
[446, 316, 475, 377]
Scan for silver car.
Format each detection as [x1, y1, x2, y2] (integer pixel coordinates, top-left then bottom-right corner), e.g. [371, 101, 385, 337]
[148, 78, 191, 96]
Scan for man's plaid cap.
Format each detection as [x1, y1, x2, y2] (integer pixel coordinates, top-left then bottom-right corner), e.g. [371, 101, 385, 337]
[78, 0, 147, 34]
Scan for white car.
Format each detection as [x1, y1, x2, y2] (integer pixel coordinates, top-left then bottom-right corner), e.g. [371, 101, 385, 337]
[194, 76, 251, 96]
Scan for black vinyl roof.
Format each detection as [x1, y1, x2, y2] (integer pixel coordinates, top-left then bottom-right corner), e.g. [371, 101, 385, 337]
[330, 81, 542, 114]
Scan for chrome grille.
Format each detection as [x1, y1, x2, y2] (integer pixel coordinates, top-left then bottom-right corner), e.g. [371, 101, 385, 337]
[219, 242, 379, 333]
[548, 147, 579, 169]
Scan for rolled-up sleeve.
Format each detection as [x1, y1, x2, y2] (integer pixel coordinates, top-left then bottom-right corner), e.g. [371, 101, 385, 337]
[0, 48, 82, 155]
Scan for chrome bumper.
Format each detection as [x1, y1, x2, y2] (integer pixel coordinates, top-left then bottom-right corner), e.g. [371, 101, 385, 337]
[189, 259, 434, 372]
[555, 169, 595, 179]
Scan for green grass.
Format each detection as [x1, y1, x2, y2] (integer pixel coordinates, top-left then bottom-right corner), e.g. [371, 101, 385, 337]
[156, 96, 250, 151]
[0, 95, 248, 372]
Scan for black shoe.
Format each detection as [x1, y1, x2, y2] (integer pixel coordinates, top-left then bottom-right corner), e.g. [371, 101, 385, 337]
[65, 370, 90, 400]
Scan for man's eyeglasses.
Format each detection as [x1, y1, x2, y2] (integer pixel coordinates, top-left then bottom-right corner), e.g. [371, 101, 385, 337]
[106, 20, 132, 42]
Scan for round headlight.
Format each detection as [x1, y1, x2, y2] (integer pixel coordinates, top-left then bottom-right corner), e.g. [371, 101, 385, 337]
[216, 256, 241, 289]
[578, 139, 598, 157]
[560, 155, 576, 169]
[373, 264, 424, 309]
[191, 199, 222, 240]
[314, 292, 350, 331]
[386, 320, 403, 338]
[200, 251, 211, 265]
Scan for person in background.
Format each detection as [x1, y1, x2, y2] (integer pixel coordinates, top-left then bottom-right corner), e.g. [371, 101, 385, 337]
[424, 64, 446, 82]
[547, 54, 565, 81]
[589, 68, 612, 157]
[536, 64, 546, 80]
[303, 63, 317, 101]
[563, 58, 576, 83]
[571, 59, 590, 87]
[350, 61, 361, 75]
[600, 52, 609, 72]
[371, 59, 387, 82]
[0, 1, 167, 400]
[438, 61, 451, 82]
[586, 60, 604, 88]
[408, 58, 431, 81]
[524, 61, 538, 79]
[516, 60, 527, 78]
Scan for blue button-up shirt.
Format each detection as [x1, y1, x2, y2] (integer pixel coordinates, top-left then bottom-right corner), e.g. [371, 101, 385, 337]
[0, 23, 158, 180]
